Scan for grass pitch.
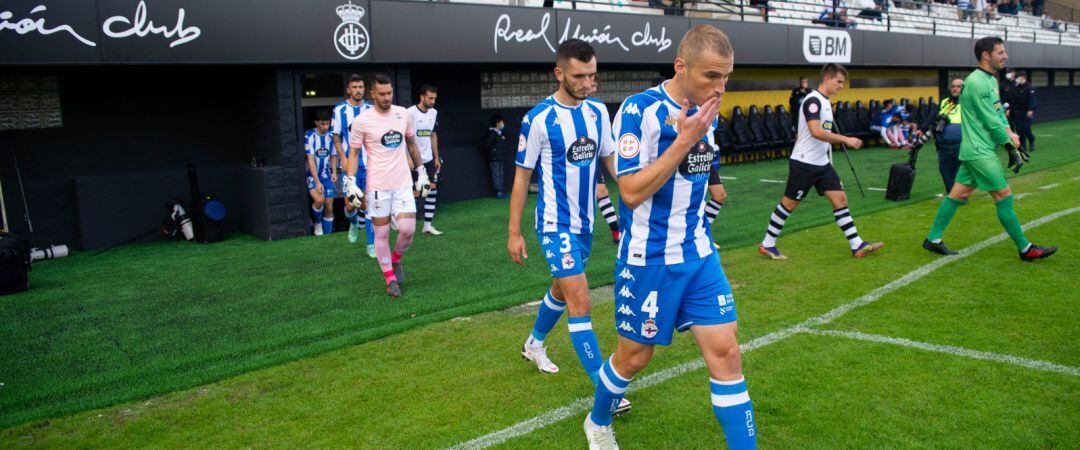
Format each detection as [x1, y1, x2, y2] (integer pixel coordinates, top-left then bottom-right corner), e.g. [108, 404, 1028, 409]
[1, 120, 1078, 447]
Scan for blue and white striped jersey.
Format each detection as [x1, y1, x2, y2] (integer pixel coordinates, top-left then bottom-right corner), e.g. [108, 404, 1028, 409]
[613, 83, 720, 266]
[304, 128, 335, 179]
[331, 99, 373, 168]
[516, 95, 615, 235]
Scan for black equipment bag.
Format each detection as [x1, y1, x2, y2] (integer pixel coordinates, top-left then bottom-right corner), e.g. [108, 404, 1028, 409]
[0, 231, 31, 295]
[885, 163, 915, 201]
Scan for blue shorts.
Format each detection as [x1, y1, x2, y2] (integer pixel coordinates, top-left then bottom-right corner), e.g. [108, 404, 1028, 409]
[538, 231, 593, 278]
[614, 254, 737, 346]
[307, 176, 336, 198]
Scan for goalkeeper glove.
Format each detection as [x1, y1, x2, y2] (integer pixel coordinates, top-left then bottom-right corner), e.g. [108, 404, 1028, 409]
[415, 168, 431, 198]
[1006, 144, 1030, 174]
[343, 175, 364, 208]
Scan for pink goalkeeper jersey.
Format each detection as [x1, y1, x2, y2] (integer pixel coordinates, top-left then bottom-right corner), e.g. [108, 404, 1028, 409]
[349, 105, 416, 191]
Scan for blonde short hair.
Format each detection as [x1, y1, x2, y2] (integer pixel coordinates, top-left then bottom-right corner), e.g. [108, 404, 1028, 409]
[677, 25, 734, 65]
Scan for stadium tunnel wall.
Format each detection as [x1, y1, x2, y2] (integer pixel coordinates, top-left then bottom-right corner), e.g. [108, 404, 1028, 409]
[2, 63, 1079, 249]
[2, 0, 1079, 247]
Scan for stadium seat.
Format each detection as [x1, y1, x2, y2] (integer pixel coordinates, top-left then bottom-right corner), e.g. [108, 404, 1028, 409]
[715, 114, 738, 160]
[762, 105, 788, 158]
[730, 106, 756, 161]
[747, 105, 773, 150]
[915, 97, 930, 128]
[775, 104, 795, 145]
[854, 100, 872, 140]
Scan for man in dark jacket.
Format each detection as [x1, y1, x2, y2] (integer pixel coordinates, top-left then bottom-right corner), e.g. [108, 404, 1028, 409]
[789, 76, 810, 117]
[1010, 73, 1037, 152]
[483, 114, 509, 198]
[999, 69, 1018, 129]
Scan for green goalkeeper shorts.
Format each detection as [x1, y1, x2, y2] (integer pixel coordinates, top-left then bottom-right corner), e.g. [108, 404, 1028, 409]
[955, 157, 1008, 192]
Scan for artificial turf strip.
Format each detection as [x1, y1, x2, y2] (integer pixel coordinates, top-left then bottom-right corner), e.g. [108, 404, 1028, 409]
[0, 119, 1077, 429]
[2, 157, 1077, 447]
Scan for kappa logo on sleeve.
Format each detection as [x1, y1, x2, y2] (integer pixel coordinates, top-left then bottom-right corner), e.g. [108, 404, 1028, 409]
[622, 103, 641, 116]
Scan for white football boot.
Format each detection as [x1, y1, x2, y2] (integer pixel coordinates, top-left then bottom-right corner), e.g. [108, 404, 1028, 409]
[584, 416, 619, 450]
[521, 340, 559, 374]
[423, 223, 443, 236]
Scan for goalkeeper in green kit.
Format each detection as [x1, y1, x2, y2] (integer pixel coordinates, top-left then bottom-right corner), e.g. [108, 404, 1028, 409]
[922, 36, 1057, 261]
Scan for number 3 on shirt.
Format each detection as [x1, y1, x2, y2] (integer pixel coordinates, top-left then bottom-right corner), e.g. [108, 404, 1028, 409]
[558, 233, 572, 253]
[642, 291, 659, 318]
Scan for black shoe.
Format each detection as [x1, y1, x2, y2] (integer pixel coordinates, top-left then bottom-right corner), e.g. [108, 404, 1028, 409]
[1020, 244, 1057, 261]
[392, 262, 404, 285]
[923, 239, 958, 255]
[387, 280, 401, 297]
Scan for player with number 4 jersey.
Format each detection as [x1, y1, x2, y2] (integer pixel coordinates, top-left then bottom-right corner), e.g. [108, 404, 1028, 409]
[585, 26, 755, 450]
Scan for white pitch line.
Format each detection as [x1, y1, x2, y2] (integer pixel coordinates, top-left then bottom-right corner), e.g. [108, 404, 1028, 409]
[720, 176, 738, 180]
[1015, 193, 1031, 199]
[1040, 183, 1061, 190]
[759, 179, 785, 184]
[446, 205, 1080, 450]
[867, 187, 887, 192]
[804, 329, 1080, 377]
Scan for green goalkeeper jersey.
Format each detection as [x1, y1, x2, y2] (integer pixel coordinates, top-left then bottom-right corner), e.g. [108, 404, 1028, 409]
[959, 68, 1012, 161]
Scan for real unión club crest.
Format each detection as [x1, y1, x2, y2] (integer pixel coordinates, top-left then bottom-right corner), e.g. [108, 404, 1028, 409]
[335, 1, 370, 60]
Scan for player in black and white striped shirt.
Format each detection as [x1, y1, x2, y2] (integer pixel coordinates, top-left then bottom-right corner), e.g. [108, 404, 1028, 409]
[758, 64, 883, 260]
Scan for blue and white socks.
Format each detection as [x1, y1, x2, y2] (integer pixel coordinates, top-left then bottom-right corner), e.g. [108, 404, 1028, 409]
[590, 357, 632, 426]
[568, 316, 603, 385]
[529, 290, 566, 345]
[711, 377, 757, 450]
[321, 216, 334, 235]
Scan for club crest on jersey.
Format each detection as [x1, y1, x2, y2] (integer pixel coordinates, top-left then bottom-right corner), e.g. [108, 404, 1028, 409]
[618, 321, 635, 333]
[664, 115, 678, 128]
[641, 319, 659, 339]
[618, 286, 635, 299]
[619, 268, 635, 280]
[808, 102, 820, 114]
[381, 130, 404, 148]
[617, 304, 636, 316]
[618, 133, 640, 159]
[561, 253, 575, 270]
[567, 136, 598, 167]
[315, 147, 331, 158]
[334, 1, 370, 60]
[678, 140, 714, 180]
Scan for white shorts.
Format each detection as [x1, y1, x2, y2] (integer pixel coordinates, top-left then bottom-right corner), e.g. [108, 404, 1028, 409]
[367, 186, 417, 218]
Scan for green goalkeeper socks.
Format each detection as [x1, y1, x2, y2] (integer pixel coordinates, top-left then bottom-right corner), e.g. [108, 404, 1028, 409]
[927, 197, 965, 243]
[995, 195, 1031, 251]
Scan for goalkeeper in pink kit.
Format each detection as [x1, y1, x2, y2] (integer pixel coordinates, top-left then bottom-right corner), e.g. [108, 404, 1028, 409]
[344, 74, 430, 297]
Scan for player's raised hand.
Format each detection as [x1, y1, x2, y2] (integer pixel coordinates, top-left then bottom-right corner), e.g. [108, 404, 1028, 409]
[507, 233, 528, 266]
[676, 97, 720, 145]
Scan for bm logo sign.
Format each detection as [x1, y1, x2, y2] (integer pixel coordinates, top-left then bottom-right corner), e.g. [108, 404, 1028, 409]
[803, 29, 852, 63]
